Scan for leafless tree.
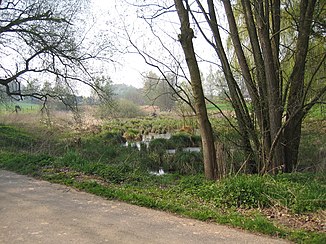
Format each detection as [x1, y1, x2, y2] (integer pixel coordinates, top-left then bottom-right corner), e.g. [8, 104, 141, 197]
[0, 0, 112, 109]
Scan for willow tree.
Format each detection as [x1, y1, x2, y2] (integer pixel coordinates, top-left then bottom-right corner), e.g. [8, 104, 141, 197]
[121, 0, 324, 177]
[189, 0, 325, 173]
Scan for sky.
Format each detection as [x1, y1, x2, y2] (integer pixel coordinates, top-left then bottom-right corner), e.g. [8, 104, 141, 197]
[88, 0, 151, 89]
[81, 0, 227, 95]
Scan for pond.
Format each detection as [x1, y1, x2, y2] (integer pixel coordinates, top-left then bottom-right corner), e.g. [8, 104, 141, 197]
[124, 133, 171, 150]
[123, 132, 201, 153]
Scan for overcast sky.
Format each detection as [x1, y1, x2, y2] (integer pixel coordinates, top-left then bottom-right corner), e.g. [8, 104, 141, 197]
[89, 0, 151, 89]
[85, 0, 227, 95]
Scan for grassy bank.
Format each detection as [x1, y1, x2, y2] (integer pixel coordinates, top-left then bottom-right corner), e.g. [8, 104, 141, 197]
[0, 121, 325, 243]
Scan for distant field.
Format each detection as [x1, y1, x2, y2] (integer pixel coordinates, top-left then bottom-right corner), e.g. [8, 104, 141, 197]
[307, 104, 325, 120]
[206, 102, 233, 111]
[207, 102, 325, 119]
[0, 102, 41, 114]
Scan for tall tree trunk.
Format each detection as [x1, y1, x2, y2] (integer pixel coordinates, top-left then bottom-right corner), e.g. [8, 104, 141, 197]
[181, 0, 320, 175]
[254, 0, 284, 173]
[284, 0, 317, 172]
[241, 0, 271, 169]
[222, 0, 262, 172]
[174, 0, 218, 180]
[197, 0, 257, 173]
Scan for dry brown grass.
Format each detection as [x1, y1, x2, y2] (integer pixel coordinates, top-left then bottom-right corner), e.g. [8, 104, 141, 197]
[0, 106, 103, 132]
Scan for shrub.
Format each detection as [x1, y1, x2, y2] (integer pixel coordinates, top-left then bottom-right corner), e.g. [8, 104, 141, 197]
[78, 136, 119, 162]
[168, 133, 201, 149]
[123, 129, 141, 141]
[115, 99, 145, 118]
[148, 138, 170, 152]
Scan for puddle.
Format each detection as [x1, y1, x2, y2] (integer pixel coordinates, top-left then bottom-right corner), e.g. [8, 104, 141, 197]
[149, 168, 165, 176]
[124, 141, 142, 150]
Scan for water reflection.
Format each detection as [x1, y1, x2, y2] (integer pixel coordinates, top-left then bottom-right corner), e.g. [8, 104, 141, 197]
[149, 168, 165, 176]
[123, 133, 201, 153]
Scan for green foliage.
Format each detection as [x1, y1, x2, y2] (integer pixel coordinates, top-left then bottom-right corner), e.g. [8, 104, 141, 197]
[215, 174, 326, 213]
[59, 150, 88, 167]
[275, 173, 326, 213]
[116, 99, 145, 118]
[298, 119, 325, 171]
[146, 138, 169, 170]
[123, 128, 141, 141]
[148, 138, 170, 152]
[145, 134, 203, 174]
[288, 231, 326, 244]
[100, 99, 145, 118]
[102, 116, 186, 135]
[0, 124, 35, 150]
[77, 136, 119, 162]
[99, 130, 126, 144]
[306, 104, 325, 120]
[206, 102, 233, 111]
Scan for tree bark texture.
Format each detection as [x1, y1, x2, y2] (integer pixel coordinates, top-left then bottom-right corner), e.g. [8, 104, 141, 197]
[176, 0, 322, 175]
[174, 0, 218, 180]
[284, 0, 317, 172]
[203, 0, 257, 173]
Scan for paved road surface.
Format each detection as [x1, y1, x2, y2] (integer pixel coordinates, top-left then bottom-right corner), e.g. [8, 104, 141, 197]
[0, 170, 289, 244]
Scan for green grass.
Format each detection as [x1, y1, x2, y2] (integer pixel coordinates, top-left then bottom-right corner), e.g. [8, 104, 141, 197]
[0, 151, 53, 176]
[306, 104, 325, 120]
[0, 124, 36, 150]
[1, 152, 325, 243]
[0, 122, 325, 243]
